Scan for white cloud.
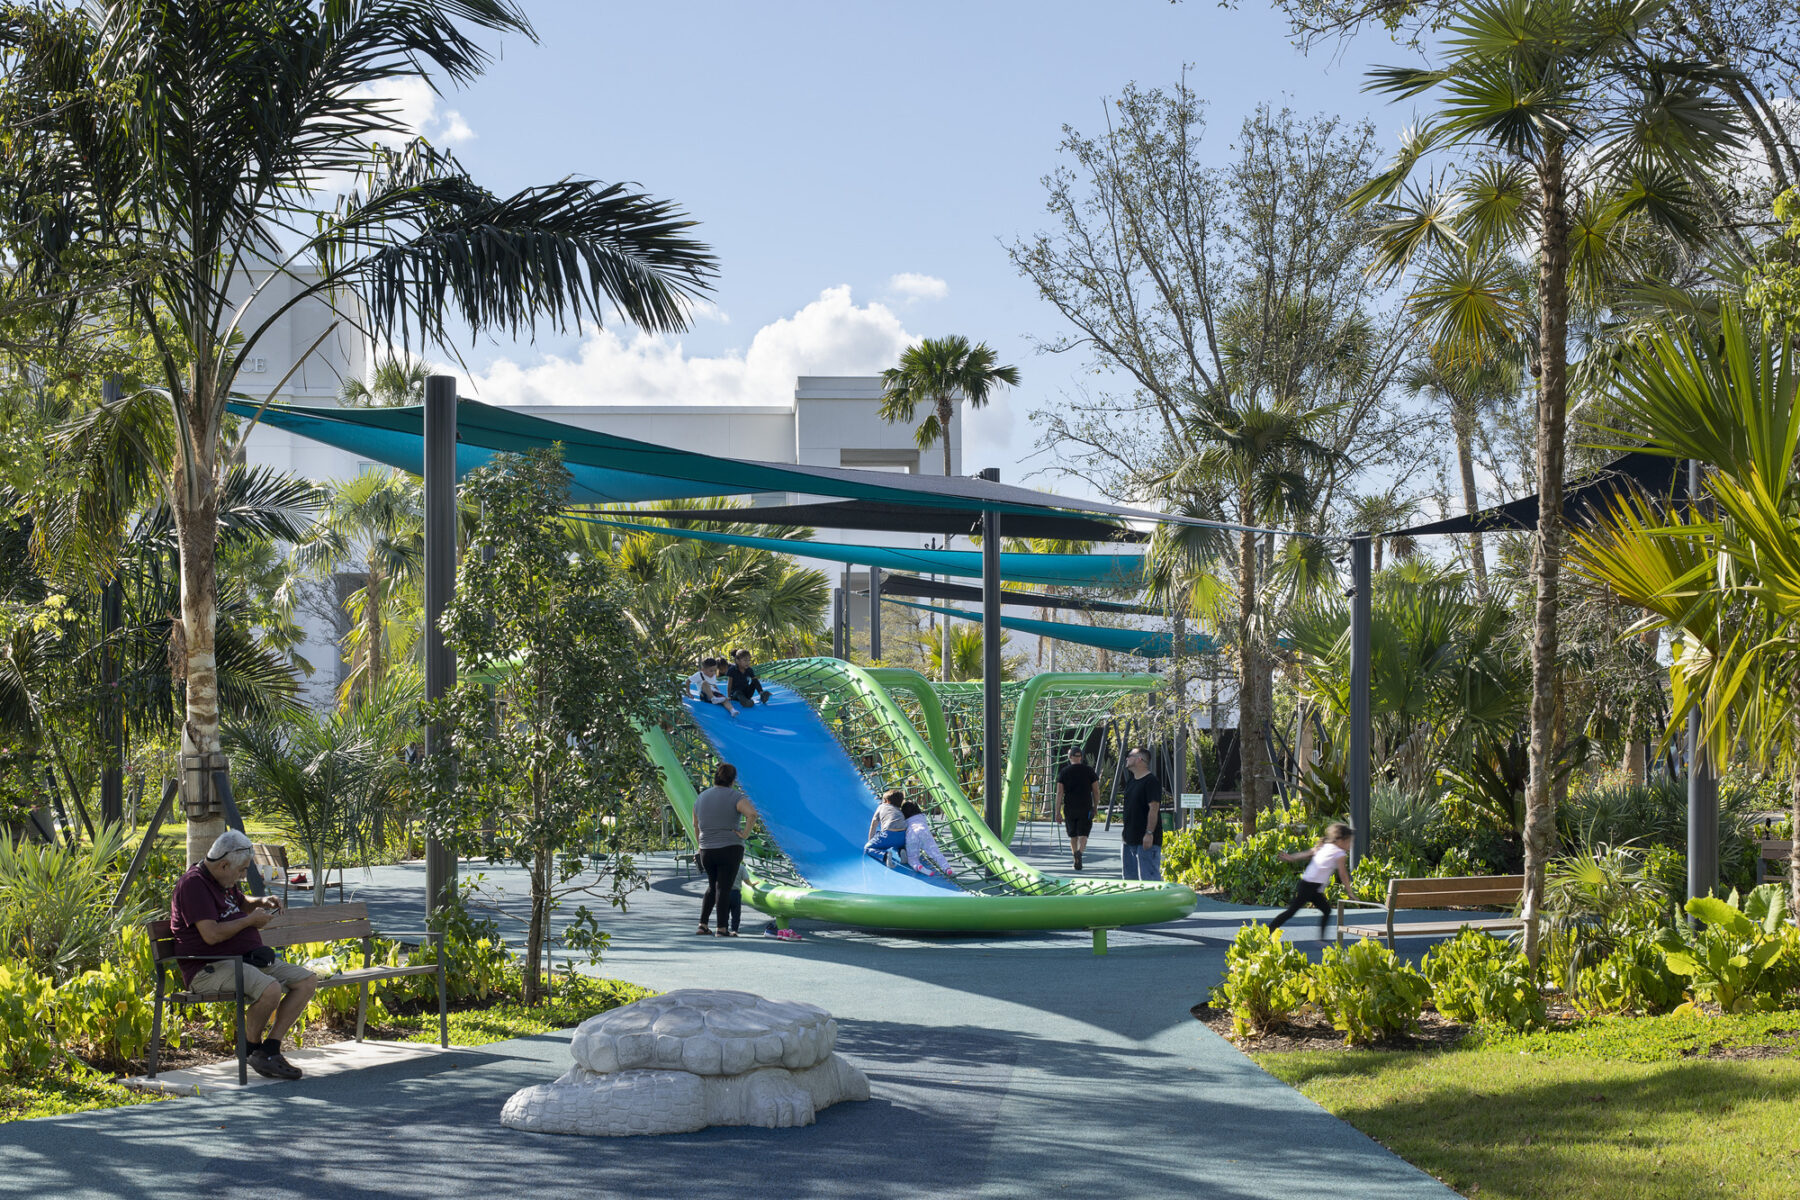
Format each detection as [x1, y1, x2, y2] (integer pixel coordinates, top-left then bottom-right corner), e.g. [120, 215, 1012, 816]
[886, 272, 949, 302]
[356, 77, 478, 148]
[468, 286, 915, 407]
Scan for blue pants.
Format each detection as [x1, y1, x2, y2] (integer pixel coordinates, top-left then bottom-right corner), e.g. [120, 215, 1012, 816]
[1122, 843, 1163, 881]
[864, 830, 905, 861]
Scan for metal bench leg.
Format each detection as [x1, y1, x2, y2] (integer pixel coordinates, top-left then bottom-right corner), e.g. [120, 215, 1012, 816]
[436, 931, 449, 1049]
[234, 960, 248, 1086]
[356, 982, 368, 1042]
[150, 973, 164, 1079]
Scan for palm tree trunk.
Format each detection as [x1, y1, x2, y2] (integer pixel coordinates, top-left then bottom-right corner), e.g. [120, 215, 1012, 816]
[363, 563, 385, 703]
[1522, 140, 1571, 967]
[940, 393, 956, 679]
[176, 386, 225, 867]
[1236, 522, 1267, 836]
[1454, 402, 1488, 598]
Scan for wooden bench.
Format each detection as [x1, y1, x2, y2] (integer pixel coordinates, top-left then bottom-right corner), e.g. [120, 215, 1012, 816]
[146, 901, 447, 1085]
[1336, 874, 1527, 949]
[1757, 838, 1794, 886]
[251, 843, 344, 907]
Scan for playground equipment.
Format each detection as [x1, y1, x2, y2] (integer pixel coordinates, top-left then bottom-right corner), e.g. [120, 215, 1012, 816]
[640, 659, 1196, 937]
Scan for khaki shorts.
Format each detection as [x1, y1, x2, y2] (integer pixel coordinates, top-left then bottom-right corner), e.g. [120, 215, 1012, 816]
[188, 957, 316, 1002]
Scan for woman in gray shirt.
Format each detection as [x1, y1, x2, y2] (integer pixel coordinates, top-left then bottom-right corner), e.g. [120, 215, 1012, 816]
[693, 763, 759, 937]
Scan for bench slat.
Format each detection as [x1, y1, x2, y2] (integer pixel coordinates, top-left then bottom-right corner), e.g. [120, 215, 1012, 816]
[1388, 875, 1525, 894]
[1344, 917, 1524, 939]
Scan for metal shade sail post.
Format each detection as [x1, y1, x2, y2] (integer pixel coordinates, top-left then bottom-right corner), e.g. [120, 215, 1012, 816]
[1348, 532, 1372, 866]
[869, 566, 883, 661]
[1686, 459, 1718, 902]
[424, 376, 459, 914]
[980, 468, 1004, 836]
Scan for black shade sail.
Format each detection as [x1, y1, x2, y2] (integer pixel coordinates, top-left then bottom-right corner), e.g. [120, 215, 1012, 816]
[872, 573, 1161, 616]
[1396, 451, 1682, 537]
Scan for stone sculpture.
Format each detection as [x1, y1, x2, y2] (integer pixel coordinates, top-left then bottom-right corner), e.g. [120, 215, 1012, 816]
[500, 989, 870, 1136]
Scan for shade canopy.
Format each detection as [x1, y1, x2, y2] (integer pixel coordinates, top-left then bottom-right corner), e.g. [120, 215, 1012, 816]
[873, 573, 1159, 616]
[886, 598, 1217, 659]
[232, 397, 1224, 531]
[1397, 451, 1681, 536]
[576, 517, 1149, 588]
[586, 499, 1146, 543]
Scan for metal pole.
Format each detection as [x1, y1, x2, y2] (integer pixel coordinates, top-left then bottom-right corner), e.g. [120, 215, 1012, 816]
[1686, 459, 1718, 902]
[868, 566, 883, 662]
[831, 586, 844, 659]
[424, 376, 459, 914]
[980, 468, 1004, 835]
[1348, 532, 1372, 866]
[100, 376, 125, 827]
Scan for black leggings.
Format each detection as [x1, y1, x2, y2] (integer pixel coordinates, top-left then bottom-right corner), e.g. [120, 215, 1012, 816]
[1269, 879, 1332, 934]
[699, 845, 745, 930]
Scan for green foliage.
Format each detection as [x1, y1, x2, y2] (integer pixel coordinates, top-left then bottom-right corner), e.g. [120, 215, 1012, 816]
[1309, 938, 1431, 1046]
[1656, 885, 1792, 1013]
[0, 961, 56, 1077]
[1572, 933, 1686, 1017]
[1190, 828, 1318, 905]
[1745, 188, 1800, 332]
[54, 960, 153, 1069]
[0, 825, 148, 982]
[1541, 843, 1673, 995]
[1420, 930, 1544, 1030]
[1211, 924, 1312, 1037]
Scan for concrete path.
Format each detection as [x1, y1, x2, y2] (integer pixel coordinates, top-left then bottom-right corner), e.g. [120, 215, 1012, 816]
[0, 826, 1456, 1200]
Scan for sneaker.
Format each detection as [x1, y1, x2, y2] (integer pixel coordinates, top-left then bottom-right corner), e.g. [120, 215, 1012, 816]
[774, 929, 803, 942]
[247, 1048, 303, 1081]
[1073, 852, 1083, 871]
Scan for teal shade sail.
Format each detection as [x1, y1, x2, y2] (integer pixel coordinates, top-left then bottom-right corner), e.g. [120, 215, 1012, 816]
[574, 517, 1149, 588]
[885, 599, 1217, 658]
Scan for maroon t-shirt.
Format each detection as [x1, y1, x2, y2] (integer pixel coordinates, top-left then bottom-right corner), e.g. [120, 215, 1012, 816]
[169, 863, 263, 984]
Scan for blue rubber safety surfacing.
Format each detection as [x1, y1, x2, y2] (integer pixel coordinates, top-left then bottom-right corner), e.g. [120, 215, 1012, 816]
[685, 685, 958, 897]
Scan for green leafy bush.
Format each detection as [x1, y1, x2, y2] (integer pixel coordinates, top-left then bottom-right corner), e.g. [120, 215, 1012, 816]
[1573, 933, 1686, 1016]
[0, 827, 150, 982]
[1210, 924, 1311, 1037]
[1309, 938, 1431, 1045]
[0, 961, 56, 1077]
[1190, 828, 1317, 905]
[54, 961, 153, 1069]
[1542, 843, 1672, 994]
[1420, 929, 1544, 1030]
[1656, 885, 1791, 1013]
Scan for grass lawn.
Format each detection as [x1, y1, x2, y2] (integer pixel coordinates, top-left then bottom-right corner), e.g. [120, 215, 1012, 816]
[392, 977, 655, 1047]
[1257, 1012, 1800, 1200]
[0, 1067, 165, 1122]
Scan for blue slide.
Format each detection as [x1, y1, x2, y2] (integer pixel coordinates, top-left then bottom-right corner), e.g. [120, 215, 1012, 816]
[684, 685, 958, 896]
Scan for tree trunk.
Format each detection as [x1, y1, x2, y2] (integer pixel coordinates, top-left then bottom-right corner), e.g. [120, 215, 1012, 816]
[176, 387, 225, 867]
[1454, 400, 1488, 598]
[1236, 522, 1268, 835]
[524, 848, 546, 1006]
[1522, 141, 1571, 967]
[362, 561, 385, 704]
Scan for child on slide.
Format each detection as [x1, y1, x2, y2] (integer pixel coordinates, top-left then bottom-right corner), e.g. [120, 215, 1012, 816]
[864, 789, 908, 863]
[901, 802, 954, 878]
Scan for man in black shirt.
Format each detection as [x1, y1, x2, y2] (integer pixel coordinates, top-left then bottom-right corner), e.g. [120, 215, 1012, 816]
[1119, 747, 1164, 881]
[726, 648, 769, 708]
[1056, 747, 1100, 871]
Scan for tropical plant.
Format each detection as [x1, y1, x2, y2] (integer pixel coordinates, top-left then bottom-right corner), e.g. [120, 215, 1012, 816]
[921, 623, 1017, 684]
[1541, 842, 1673, 994]
[1309, 938, 1432, 1045]
[340, 356, 434, 408]
[0, 0, 716, 863]
[1573, 932, 1686, 1015]
[1354, 0, 1747, 964]
[0, 960, 56, 1076]
[1212, 923, 1313, 1037]
[55, 958, 154, 1069]
[1421, 929, 1544, 1030]
[878, 335, 1019, 480]
[0, 825, 147, 982]
[427, 449, 670, 1004]
[1656, 885, 1792, 1012]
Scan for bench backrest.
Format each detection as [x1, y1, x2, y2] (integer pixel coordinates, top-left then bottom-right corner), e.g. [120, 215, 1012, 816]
[1762, 839, 1795, 861]
[145, 901, 375, 964]
[1388, 874, 1525, 911]
[251, 843, 288, 874]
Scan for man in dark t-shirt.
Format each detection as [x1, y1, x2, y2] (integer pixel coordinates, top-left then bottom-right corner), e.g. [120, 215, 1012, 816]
[1056, 747, 1101, 871]
[169, 830, 317, 1080]
[1119, 747, 1165, 882]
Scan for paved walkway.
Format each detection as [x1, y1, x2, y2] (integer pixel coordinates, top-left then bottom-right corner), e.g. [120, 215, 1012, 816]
[0, 826, 1456, 1200]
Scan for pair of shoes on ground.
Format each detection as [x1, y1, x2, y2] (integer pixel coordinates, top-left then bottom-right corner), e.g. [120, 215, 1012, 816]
[761, 922, 803, 942]
[247, 1046, 303, 1081]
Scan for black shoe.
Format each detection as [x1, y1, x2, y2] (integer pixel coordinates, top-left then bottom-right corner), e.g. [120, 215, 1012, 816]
[1073, 852, 1083, 871]
[247, 1048, 303, 1081]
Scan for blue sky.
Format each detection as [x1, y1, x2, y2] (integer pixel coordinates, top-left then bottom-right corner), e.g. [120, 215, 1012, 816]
[418, 1, 1407, 494]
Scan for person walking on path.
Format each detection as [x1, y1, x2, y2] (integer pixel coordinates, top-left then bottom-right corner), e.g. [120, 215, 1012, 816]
[1269, 823, 1355, 939]
[726, 648, 769, 709]
[1057, 746, 1100, 871]
[1119, 747, 1165, 881]
[864, 789, 908, 863]
[694, 763, 758, 936]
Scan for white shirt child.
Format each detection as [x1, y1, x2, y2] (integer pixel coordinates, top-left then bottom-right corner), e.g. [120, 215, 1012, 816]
[1302, 841, 1347, 885]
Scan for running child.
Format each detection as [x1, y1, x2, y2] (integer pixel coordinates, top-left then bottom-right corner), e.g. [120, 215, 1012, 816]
[1268, 822, 1355, 938]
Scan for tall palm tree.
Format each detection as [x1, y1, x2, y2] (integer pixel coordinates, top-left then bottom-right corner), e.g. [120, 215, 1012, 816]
[294, 471, 423, 709]
[0, 2, 716, 862]
[879, 336, 1020, 480]
[340, 356, 435, 408]
[1354, 0, 1744, 962]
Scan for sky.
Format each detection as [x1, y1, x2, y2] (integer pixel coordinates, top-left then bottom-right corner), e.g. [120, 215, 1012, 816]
[412, 1, 1408, 498]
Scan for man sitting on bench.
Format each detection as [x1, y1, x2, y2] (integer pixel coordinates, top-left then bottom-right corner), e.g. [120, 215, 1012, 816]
[169, 830, 318, 1080]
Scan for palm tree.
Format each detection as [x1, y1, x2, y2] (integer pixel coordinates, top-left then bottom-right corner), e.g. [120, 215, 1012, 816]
[1354, 0, 1744, 962]
[340, 357, 435, 408]
[293, 472, 423, 709]
[0, 2, 716, 863]
[1162, 395, 1344, 835]
[879, 336, 1020, 479]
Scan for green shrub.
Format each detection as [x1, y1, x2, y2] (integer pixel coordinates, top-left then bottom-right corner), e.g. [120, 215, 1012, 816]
[1657, 884, 1791, 1013]
[0, 827, 150, 982]
[1210, 924, 1312, 1037]
[1420, 929, 1544, 1030]
[54, 961, 153, 1069]
[0, 961, 57, 1076]
[1196, 828, 1317, 905]
[1349, 853, 1420, 902]
[1573, 933, 1686, 1016]
[1309, 938, 1431, 1046]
